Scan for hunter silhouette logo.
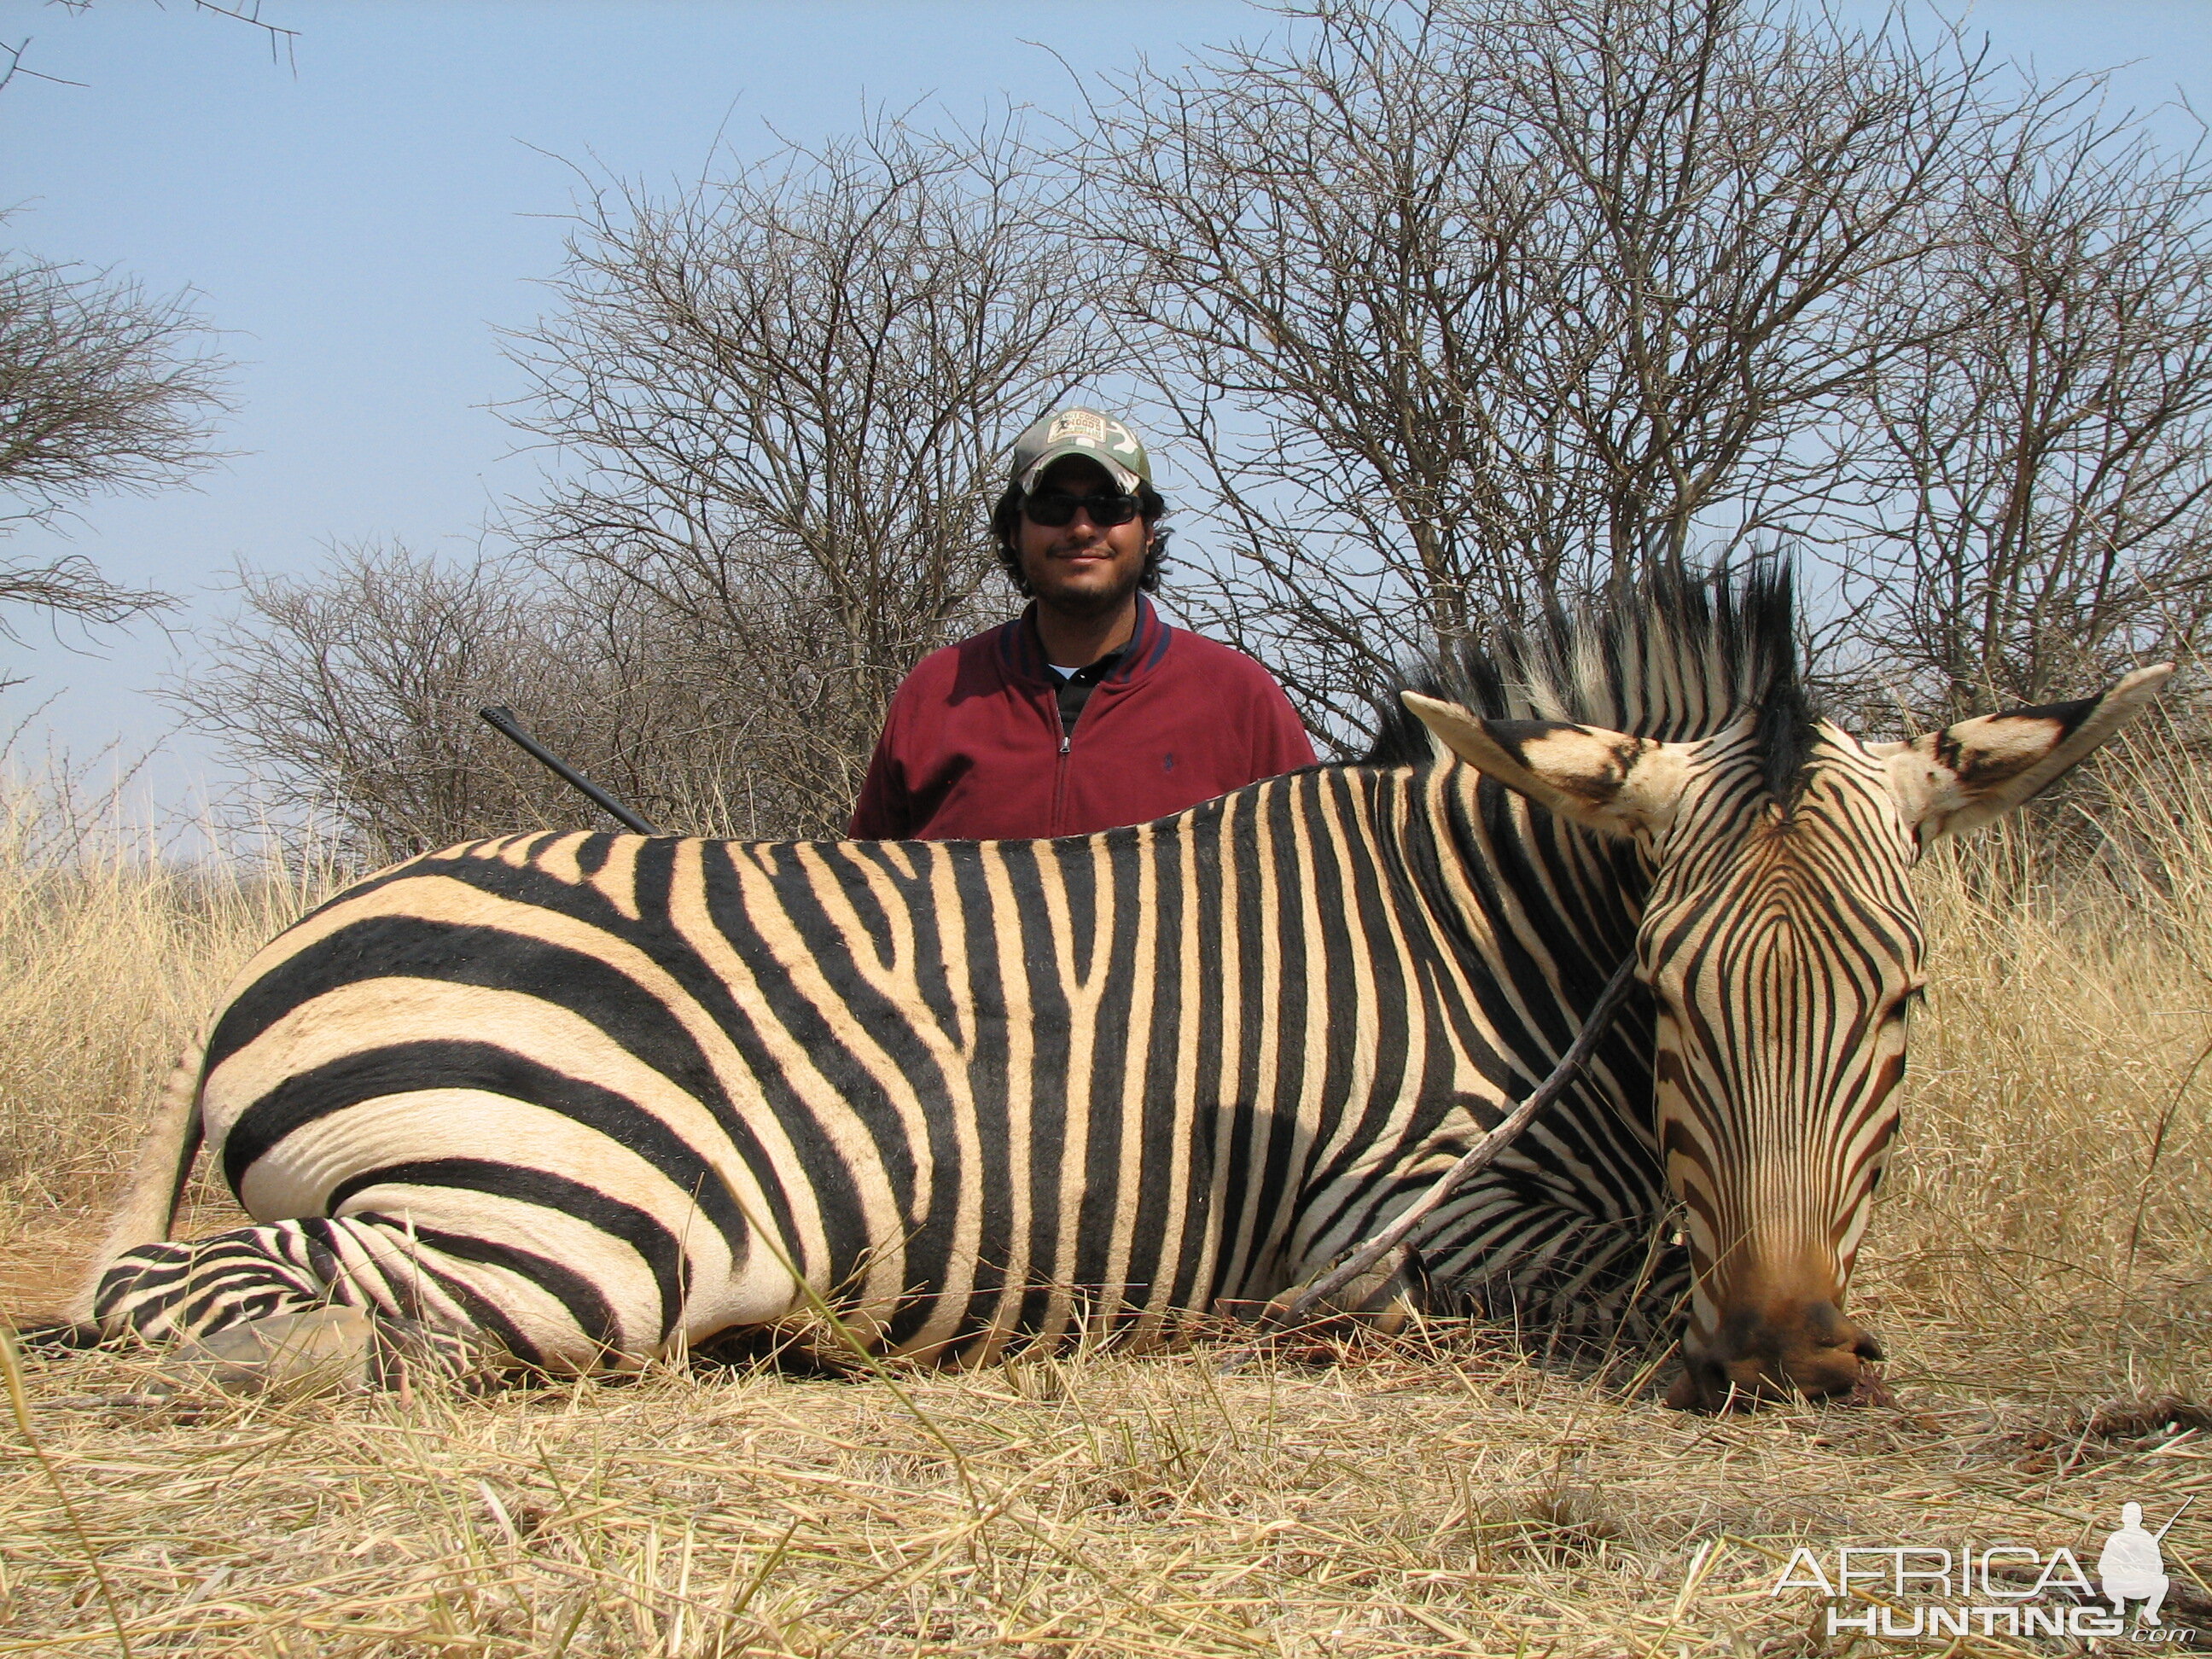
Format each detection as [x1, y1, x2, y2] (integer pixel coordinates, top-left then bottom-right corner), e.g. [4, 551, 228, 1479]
[1767, 1498, 2197, 1641]
[2101, 1499, 2190, 1627]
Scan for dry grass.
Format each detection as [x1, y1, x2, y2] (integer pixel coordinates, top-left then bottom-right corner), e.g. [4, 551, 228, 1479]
[0, 774, 336, 1313]
[0, 763, 2208, 1656]
[5, 1328, 2203, 1657]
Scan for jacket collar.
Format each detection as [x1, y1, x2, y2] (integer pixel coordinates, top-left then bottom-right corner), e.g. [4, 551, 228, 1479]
[996, 593, 1173, 688]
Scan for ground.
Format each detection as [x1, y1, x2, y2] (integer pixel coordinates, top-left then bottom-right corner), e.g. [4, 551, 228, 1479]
[3, 1205, 2209, 1656]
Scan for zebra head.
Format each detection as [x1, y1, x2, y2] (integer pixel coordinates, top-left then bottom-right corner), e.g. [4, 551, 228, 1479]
[1400, 578, 2170, 1411]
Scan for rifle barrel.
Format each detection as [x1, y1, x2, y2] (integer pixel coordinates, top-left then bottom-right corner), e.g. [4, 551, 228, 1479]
[476, 706, 661, 835]
[2155, 1494, 2194, 1542]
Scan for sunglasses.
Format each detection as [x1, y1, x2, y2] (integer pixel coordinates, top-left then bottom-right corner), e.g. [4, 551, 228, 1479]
[1022, 489, 1142, 528]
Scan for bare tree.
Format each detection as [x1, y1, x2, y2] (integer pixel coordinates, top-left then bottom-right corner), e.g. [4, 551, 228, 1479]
[1082, 0, 2005, 747]
[173, 542, 799, 861]
[0, 249, 227, 634]
[172, 546, 564, 861]
[502, 114, 1112, 835]
[1831, 90, 2212, 725]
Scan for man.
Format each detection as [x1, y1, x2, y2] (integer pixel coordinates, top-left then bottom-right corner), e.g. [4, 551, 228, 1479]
[850, 407, 1315, 840]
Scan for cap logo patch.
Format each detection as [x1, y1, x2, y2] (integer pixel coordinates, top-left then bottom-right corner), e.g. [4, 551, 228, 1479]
[1013, 406, 1151, 493]
[1049, 410, 1113, 446]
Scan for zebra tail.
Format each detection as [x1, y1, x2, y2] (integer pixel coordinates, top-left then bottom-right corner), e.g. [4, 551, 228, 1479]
[67, 1036, 208, 1323]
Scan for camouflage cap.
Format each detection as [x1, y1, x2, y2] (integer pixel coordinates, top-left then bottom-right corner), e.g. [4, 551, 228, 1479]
[1010, 406, 1152, 495]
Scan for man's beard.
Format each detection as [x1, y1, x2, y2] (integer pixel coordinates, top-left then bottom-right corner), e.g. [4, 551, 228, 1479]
[1033, 556, 1144, 618]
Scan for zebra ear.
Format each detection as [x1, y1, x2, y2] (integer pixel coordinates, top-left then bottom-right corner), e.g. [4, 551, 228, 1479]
[1868, 664, 2174, 844]
[1400, 692, 1687, 839]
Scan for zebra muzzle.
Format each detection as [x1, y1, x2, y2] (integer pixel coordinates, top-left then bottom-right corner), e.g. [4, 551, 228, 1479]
[1666, 1299, 1883, 1412]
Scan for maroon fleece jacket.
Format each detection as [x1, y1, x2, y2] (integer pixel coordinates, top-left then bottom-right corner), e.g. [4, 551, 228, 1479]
[849, 597, 1316, 841]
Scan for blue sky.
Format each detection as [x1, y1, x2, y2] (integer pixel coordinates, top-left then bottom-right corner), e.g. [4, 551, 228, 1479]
[3, 0, 2209, 818]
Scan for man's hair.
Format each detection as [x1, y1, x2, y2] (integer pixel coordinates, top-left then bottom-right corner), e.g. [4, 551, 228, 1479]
[991, 481, 1173, 597]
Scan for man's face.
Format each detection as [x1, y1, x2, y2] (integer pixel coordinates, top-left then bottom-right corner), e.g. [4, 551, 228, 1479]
[1016, 457, 1150, 617]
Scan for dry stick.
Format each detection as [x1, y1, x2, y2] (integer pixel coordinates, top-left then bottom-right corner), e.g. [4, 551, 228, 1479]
[1220, 953, 1639, 1368]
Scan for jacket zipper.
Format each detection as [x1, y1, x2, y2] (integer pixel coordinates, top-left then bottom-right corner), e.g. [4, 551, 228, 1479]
[1050, 686, 1073, 833]
[1051, 680, 1109, 832]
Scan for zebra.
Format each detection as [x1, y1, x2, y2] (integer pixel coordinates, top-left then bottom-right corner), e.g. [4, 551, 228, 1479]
[67, 565, 2167, 1408]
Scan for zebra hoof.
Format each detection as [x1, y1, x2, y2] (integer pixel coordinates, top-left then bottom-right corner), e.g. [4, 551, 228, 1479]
[154, 1306, 380, 1399]
[153, 1308, 506, 1399]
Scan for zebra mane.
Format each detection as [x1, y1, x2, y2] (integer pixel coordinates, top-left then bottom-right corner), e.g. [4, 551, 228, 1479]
[1366, 559, 1820, 802]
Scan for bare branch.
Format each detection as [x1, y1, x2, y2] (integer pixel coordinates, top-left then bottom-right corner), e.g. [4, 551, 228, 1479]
[0, 252, 232, 524]
[0, 552, 167, 634]
[1080, 0, 2003, 748]
[0, 246, 228, 642]
[1, 37, 87, 93]
[36, 2, 300, 73]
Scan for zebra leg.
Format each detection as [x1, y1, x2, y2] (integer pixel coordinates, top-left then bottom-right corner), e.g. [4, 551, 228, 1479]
[1468, 1215, 1691, 1354]
[1427, 1190, 1691, 1359]
[95, 1216, 513, 1395]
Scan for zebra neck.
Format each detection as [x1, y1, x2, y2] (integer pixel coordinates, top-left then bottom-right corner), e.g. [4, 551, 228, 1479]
[1251, 760, 1658, 1296]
